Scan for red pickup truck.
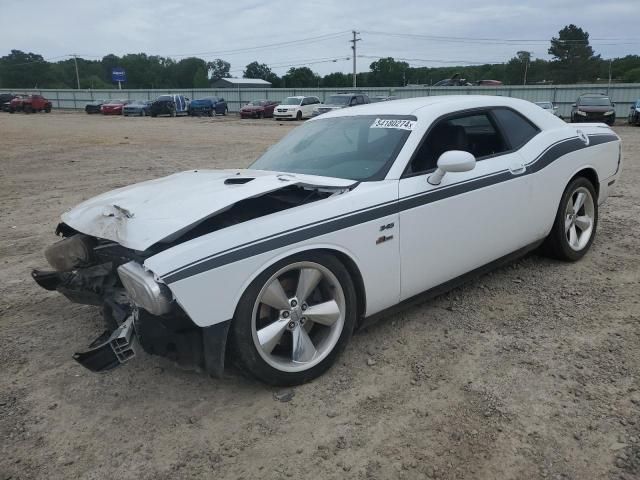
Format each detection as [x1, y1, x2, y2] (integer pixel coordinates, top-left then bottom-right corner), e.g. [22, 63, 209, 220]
[9, 94, 52, 113]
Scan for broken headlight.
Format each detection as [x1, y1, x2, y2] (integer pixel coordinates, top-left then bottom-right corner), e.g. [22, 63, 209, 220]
[117, 261, 173, 315]
[45, 234, 94, 271]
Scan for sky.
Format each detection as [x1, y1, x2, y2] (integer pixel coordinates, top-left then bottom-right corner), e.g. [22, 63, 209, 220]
[2, 0, 639, 76]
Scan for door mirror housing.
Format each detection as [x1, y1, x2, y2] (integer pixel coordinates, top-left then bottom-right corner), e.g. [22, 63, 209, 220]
[427, 150, 476, 186]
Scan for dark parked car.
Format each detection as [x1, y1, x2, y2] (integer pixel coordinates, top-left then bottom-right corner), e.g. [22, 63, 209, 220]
[239, 99, 278, 118]
[433, 73, 472, 87]
[188, 96, 227, 116]
[571, 94, 616, 125]
[151, 94, 190, 117]
[85, 100, 105, 114]
[628, 99, 640, 126]
[311, 93, 370, 117]
[0, 93, 17, 112]
[123, 100, 152, 116]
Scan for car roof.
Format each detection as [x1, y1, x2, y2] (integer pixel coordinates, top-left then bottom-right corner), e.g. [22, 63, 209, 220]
[312, 95, 565, 128]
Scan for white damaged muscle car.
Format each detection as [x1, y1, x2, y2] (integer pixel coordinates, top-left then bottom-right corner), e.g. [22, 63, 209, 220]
[32, 96, 622, 385]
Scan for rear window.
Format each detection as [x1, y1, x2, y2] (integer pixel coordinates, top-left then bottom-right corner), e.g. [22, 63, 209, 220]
[491, 108, 539, 150]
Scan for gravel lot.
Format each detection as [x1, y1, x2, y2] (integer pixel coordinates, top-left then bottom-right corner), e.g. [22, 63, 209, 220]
[1, 112, 639, 480]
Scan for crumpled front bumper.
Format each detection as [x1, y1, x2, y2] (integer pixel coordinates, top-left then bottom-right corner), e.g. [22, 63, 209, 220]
[32, 268, 231, 376]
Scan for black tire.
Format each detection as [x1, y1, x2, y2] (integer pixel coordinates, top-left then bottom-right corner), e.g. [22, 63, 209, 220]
[24, 105, 31, 114]
[228, 251, 357, 386]
[296, 110, 302, 121]
[208, 108, 214, 117]
[45, 106, 51, 113]
[222, 107, 227, 116]
[257, 111, 263, 119]
[542, 176, 598, 262]
[170, 109, 176, 118]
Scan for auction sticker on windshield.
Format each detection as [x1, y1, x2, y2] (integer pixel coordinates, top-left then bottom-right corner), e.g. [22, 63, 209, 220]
[371, 118, 416, 130]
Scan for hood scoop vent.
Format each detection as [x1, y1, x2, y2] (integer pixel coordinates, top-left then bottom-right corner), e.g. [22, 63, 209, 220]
[224, 177, 255, 185]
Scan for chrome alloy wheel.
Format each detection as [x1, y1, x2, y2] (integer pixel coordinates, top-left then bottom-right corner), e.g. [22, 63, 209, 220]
[565, 186, 595, 251]
[251, 262, 346, 372]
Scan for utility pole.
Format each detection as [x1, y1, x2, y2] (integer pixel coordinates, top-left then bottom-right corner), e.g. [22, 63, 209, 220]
[350, 30, 361, 88]
[71, 54, 80, 89]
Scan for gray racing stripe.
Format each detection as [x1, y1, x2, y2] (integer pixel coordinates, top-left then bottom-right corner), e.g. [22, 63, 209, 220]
[162, 133, 617, 284]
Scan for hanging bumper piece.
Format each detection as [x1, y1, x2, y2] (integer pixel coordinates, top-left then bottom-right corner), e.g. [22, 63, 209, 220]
[73, 316, 138, 372]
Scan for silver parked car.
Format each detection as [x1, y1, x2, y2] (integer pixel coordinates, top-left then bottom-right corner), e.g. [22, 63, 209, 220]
[534, 101, 560, 117]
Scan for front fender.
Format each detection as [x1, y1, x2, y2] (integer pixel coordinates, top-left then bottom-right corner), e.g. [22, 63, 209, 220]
[157, 243, 365, 328]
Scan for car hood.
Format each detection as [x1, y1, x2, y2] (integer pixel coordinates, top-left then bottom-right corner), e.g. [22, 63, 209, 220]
[62, 169, 356, 251]
[577, 105, 613, 113]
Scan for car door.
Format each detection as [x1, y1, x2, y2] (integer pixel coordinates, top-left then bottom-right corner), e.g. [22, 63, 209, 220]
[398, 108, 540, 300]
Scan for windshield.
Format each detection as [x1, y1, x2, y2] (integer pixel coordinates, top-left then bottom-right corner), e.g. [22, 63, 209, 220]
[156, 95, 173, 101]
[535, 102, 552, 109]
[579, 96, 611, 106]
[281, 97, 302, 105]
[248, 100, 266, 106]
[325, 95, 350, 106]
[250, 115, 415, 181]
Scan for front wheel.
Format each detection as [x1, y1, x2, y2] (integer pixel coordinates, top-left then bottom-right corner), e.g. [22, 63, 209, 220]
[542, 177, 598, 261]
[229, 252, 357, 386]
[296, 110, 302, 121]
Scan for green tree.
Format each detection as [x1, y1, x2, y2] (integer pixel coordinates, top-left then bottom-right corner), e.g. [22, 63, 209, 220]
[193, 66, 209, 87]
[243, 61, 279, 86]
[623, 67, 640, 83]
[208, 59, 230, 82]
[369, 57, 410, 86]
[0, 50, 51, 88]
[322, 72, 351, 87]
[548, 25, 599, 83]
[282, 67, 319, 87]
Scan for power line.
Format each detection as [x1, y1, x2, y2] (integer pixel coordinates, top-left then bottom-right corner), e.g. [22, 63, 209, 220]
[166, 31, 351, 58]
[358, 54, 505, 65]
[360, 30, 640, 45]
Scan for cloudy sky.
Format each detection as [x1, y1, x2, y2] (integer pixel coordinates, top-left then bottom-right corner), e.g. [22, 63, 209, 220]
[2, 0, 639, 75]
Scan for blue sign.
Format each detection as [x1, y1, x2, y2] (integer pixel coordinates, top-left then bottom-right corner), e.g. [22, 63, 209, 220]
[111, 67, 126, 83]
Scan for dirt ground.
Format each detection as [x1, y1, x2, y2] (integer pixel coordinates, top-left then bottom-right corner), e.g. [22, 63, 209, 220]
[1, 111, 639, 480]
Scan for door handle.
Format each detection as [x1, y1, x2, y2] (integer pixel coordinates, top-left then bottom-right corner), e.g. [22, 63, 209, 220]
[509, 163, 526, 175]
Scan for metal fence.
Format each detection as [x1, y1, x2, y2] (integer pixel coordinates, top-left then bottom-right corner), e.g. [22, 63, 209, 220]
[2, 84, 639, 118]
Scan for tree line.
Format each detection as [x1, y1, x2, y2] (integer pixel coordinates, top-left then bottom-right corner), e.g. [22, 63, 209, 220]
[2, 25, 639, 90]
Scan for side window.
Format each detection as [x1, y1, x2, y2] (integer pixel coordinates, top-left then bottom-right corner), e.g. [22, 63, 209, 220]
[356, 95, 365, 104]
[491, 108, 539, 149]
[407, 111, 509, 175]
[301, 98, 309, 106]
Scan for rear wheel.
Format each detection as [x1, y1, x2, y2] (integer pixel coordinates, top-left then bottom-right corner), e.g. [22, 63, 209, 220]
[542, 177, 598, 261]
[229, 252, 357, 386]
[222, 107, 228, 116]
[45, 106, 51, 113]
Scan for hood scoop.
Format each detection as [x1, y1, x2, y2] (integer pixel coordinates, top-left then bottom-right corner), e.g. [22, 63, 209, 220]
[224, 177, 255, 185]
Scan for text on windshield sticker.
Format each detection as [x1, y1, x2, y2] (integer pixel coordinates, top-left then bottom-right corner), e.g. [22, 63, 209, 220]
[370, 118, 416, 130]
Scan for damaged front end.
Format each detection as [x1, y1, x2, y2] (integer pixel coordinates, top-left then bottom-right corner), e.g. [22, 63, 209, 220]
[32, 228, 229, 376]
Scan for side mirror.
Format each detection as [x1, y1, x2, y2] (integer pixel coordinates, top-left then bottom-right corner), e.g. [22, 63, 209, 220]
[427, 151, 476, 186]
[612, 103, 615, 107]
[572, 103, 577, 107]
